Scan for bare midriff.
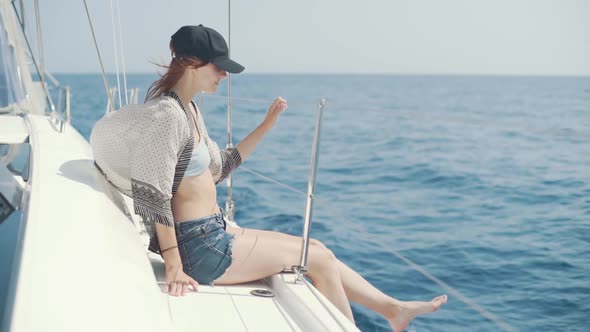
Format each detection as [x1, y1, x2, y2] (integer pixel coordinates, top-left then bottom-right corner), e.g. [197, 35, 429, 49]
[171, 123, 220, 223]
[172, 170, 220, 223]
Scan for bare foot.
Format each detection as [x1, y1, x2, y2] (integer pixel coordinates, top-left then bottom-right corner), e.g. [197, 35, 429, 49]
[387, 295, 448, 332]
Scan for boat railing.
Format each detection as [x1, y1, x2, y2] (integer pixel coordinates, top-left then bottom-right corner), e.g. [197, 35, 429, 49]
[49, 86, 71, 133]
[197, 92, 517, 332]
[105, 87, 140, 114]
[128, 88, 140, 105]
[197, 93, 326, 276]
[76, 1, 516, 327]
[298, 99, 325, 274]
[8, 0, 74, 134]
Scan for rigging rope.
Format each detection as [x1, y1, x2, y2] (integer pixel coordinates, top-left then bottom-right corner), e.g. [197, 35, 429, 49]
[115, 0, 129, 105]
[202, 93, 320, 108]
[239, 166, 307, 197]
[11, 1, 54, 113]
[33, 0, 44, 83]
[109, 0, 121, 108]
[313, 196, 517, 332]
[83, 0, 114, 111]
[203, 94, 588, 139]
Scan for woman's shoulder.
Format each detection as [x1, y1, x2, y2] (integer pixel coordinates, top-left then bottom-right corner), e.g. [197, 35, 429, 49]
[110, 96, 181, 117]
[144, 96, 185, 120]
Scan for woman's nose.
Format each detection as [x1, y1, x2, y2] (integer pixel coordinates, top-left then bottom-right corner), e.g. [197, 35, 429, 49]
[220, 70, 228, 79]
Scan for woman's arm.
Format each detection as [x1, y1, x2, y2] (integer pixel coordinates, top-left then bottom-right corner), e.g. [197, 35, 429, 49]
[155, 223, 199, 296]
[235, 122, 271, 161]
[236, 97, 287, 161]
[204, 97, 287, 184]
[155, 223, 181, 266]
[129, 101, 198, 296]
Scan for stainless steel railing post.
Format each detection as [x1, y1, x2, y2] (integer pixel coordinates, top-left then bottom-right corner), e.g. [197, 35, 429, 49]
[295, 99, 326, 278]
[224, 0, 236, 223]
[61, 86, 71, 132]
[224, 86, 236, 222]
[65, 86, 71, 125]
[105, 87, 117, 114]
[128, 88, 139, 104]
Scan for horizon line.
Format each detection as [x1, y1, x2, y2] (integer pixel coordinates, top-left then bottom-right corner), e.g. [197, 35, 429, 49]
[47, 71, 590, 78]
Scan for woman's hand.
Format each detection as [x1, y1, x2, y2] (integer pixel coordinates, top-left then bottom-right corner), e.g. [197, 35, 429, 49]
[164, 261, 199, 296]
[235, 97, 288, 162]
[262, 97, 288, 129]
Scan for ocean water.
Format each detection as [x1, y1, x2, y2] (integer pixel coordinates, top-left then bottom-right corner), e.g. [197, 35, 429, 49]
[58, 73, 589, 331]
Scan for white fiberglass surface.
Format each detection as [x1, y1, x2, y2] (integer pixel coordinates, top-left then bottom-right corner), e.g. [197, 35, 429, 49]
[8, 116, 174, 332]
[0, 115, 27, 143]
[6, 114, 357, 332]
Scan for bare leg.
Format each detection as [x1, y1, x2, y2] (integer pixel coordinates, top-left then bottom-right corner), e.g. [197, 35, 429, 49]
[215, 227, 354, 321]
[335, 259, 447, 331]
[311, 238, 447, 332]
[224, 228, 447, 332]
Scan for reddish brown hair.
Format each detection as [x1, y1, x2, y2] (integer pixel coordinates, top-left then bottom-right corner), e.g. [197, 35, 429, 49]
[145, 41, 208, 101]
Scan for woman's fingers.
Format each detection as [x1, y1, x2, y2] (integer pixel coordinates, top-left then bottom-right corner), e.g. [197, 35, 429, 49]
[173, 282, 180, 296]
[175, 282, 182, 296]
[269, 98, 280, 111]
[270, 97, 287, 111]
[165, 267, 195, 296]
[190, 278, 199, 292]
[165, 280, 196, 296]
[271, 99, 287, 113]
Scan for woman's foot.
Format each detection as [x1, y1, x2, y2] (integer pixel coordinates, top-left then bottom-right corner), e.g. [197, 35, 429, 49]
[387, 295, 448, 332]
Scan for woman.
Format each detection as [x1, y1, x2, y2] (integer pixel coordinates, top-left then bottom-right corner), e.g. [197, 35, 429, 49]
[90, 24, 447, 332]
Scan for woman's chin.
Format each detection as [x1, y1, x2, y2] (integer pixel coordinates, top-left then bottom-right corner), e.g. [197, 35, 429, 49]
[204, 86, 217, 94]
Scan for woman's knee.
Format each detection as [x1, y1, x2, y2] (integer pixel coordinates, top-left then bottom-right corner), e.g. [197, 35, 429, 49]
[310, 238, 324, 248]
[310, 239, 335, 259]
[308, 245, 338, 274]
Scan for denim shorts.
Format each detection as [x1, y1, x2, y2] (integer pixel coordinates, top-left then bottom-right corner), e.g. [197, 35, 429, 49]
[175, 212, 235, 285]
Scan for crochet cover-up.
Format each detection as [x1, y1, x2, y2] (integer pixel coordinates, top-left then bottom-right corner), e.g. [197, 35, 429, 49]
[90, 91, 241, 252]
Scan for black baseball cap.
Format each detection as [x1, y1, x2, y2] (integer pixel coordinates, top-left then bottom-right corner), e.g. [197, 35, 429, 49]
[171, 24, 245, 74]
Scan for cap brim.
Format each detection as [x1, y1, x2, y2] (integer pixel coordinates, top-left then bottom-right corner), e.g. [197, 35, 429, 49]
[212, 58, 245, 74]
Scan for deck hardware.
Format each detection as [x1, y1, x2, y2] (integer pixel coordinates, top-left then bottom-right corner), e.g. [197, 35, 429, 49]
[250, 289, 275, 297]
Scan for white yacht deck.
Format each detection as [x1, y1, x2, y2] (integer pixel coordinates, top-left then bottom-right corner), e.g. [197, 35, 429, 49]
[0, 115, 28, 144]
[1, 113, 359, 332]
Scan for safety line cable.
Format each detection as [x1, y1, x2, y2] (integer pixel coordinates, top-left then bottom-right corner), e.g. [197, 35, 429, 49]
[313, 196, 517, 332]
[33, 0, 44, 82]
[109, 0, 121, 108]
[10, 1, 54, 113]
[237, 165, 517, 332]
[203, 93, 320, 108]
[83, 0, 114, 111]
[201, 94, 588, 139]
[239, 166, 307, 197]
[115, 0, 128, 105]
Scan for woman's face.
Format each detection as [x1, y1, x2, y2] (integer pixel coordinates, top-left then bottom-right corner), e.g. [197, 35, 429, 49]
[193, 63, 227, 93]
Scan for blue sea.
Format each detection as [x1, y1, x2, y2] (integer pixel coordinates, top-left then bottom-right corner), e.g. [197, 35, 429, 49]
[59, 73, 589, 331]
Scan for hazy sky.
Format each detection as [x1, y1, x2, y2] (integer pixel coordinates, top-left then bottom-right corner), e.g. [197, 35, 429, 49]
[21, 0, 590, 75]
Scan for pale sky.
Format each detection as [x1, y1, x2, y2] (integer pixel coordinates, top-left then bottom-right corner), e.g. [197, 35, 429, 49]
[22, 0, 590, 75]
